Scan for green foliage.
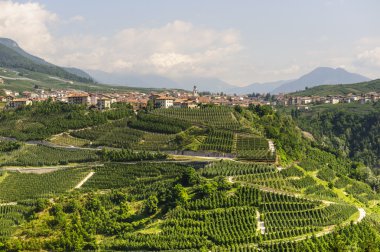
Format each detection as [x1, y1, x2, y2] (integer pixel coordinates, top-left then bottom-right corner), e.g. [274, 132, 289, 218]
[181, 167, 201, 186]
[199, 161, 277, 177]
[280, 166, 304, 177]
[129, 112, 190, 134]
[83, 163, 187, 201]
[289, 175, 317, 189]
[200, 129, 234, 153]
[1, 160, 364, 251]
[98, 148, 167, 162]
[0, 141, 21, 152]
[71, 120, 178, 151]
[152, 107, 243, 131]
[172, 184, 189, 206]
[144, 195, 159, 214]
[236, 134, 273, 160]
[304, 184, 338, 198]
[0, 202, 37, 242]
[0, 101, 131, 140]
[317, 167, 336, 182]
[0, 168, 89, 201]
[4, 145, 99, 166]
[260, 112, 306, 163]
[248, 104, 274, 117]
[295, 104, 380, 167]
[300, 147, 350, 174]
[261, 219, 380, 251]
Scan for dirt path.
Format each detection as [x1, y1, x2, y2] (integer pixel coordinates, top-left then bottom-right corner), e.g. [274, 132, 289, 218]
[256, 210, 265, 234]
[0, 75, 34, 81]
[228, 176, 234, 183]
[268, 140, 275, 154]
[3, 167, 62, 174]
[0, 202, 17, 207]
[356, 207, 366, 223]
[2, 163, 104, 174]
[74, 172, 95, 189]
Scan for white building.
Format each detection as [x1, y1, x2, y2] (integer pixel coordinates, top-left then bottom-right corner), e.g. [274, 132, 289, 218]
[7, 98, 32, 109]
[154, 96, 174, 108]
[67, 93, 90, 105]
[97, 97, 111, 110]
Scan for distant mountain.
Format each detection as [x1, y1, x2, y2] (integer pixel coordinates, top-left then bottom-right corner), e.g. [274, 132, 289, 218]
[229, 80, 291, 95]
[173, 76, 235, 93]
[88, 69, 236, 93]
[62, 67, 94, 80]
[87, 70, 181, 88]
[0, 37, 93, 83]
[272, 67, 370, 94]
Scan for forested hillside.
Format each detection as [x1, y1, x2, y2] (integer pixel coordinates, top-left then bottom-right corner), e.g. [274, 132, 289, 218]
[292, 103, 380, 167]
[0, 43, 93, 83]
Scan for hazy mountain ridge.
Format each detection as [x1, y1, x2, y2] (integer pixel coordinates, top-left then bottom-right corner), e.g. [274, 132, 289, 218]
[89, 67, 371, 95]
[230, 80, 291, 95]
[87, 69, 236, 92]
[0, 38, 372, 94]
[272, 67, 370, 94]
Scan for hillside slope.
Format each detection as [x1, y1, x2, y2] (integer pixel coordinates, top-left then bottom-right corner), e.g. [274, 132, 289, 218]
[290, 79, 380, 96]
[0, 38, 93, 83]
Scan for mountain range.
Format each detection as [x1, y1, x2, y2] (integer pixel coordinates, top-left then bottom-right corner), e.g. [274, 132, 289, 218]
[89, 67, 371, 94]
[0, 37, 372, 94]
[271, 67, 370, 94]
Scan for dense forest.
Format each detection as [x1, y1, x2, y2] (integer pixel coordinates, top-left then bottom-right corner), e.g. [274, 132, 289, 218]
[292, 102, 380, 169]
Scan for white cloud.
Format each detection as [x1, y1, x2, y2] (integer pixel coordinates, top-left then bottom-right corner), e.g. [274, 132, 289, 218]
[0, 2, 242, 80]
[356, 47, 380, 68]
[0, 1, 57, 55]
[49, 20, 243, 79]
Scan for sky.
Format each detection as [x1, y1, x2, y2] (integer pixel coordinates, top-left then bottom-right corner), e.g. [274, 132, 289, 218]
[0, 0, 379, 86]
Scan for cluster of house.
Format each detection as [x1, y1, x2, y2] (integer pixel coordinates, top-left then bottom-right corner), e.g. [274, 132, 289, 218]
[1, 89, 118, 110]
[149, 86, 270, 109]
[276, 92, 380, 107]
[1, 85, 274, 111]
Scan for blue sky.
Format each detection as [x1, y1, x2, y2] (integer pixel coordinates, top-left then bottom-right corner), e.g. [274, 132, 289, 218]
[1, 0, 380, 85]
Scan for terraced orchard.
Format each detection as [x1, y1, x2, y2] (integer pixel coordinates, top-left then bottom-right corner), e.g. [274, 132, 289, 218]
[152, 107, 243, 130]
[0, 167, 91, 202]
[0, 160, 360, 251]
[3, 144, 99, 166]
[64, 107, 273, 161]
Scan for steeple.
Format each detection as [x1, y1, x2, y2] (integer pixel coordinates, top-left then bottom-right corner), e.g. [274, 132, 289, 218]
[193, 85, 198, 97]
